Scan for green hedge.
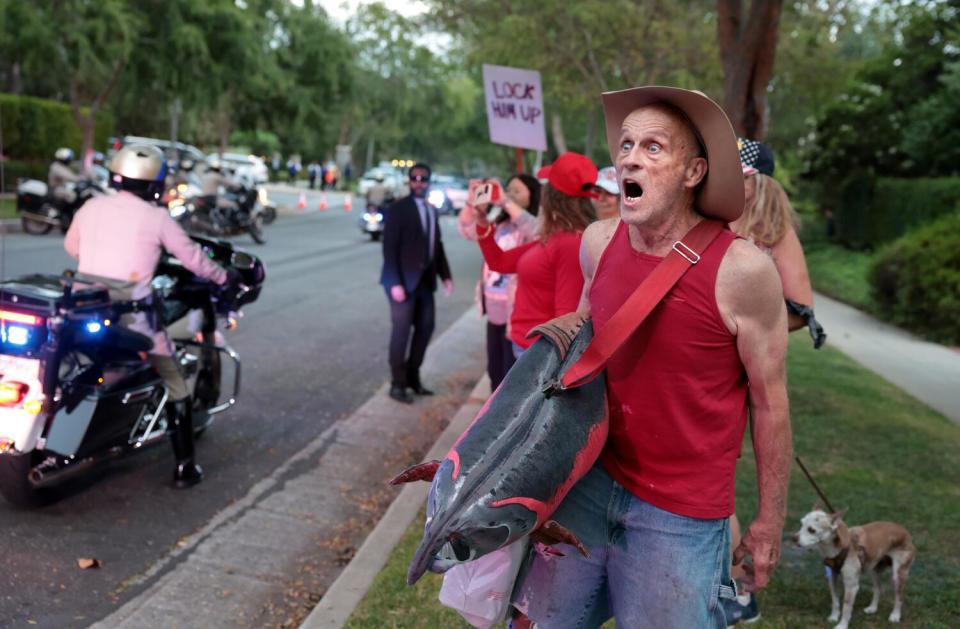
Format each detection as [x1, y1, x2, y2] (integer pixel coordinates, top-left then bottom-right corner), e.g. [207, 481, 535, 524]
[0, 93, 113, 161]
[870, 210, 960, 344]
[0, 159, 48, 191]
[836, 175, 960, 249]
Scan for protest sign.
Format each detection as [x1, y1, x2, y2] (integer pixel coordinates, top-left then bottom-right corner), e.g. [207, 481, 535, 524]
[482, 64, 547, 152]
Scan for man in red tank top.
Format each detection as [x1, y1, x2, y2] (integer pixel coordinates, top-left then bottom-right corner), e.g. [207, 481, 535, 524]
[513, 88, 792, 628]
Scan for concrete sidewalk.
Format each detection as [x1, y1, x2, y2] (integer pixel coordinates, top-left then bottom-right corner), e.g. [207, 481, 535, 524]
[814, 292, 960, 424]
[90, 309, 485, 628]
[300, 376, 491, 628]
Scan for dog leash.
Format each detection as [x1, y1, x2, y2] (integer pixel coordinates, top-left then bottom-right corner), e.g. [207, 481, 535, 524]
[545, 218, 725, 394]
[796, 456, 836, 514]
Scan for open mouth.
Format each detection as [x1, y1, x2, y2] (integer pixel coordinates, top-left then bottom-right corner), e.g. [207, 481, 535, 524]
[623, 179, 643, 203]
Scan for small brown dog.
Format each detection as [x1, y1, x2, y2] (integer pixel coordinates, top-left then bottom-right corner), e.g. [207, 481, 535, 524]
[794, 504, 915, 629]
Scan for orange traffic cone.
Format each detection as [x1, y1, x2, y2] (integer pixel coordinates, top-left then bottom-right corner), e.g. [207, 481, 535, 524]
[343, 194, 353, 212]
[297, 192, 306, 211]
[318, 194, 328, 211]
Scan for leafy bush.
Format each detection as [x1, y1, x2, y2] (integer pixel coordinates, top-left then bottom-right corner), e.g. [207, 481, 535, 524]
[0, 94, 113, 161]
[835, 176, 960, 249]
[229, 129, 280, 157]
[870, 210, 960, 344]
[801, 4, 960, 182]
[0, 159, 48, 192]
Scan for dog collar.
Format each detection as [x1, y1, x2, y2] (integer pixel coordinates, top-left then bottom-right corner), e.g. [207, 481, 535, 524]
[823, 546, 849, 572]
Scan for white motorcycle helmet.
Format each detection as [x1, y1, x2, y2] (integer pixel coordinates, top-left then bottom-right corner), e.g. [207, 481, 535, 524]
[54, 147, 75, 163]
[206, 155, 222, 172]
[108, 144, 168, 201]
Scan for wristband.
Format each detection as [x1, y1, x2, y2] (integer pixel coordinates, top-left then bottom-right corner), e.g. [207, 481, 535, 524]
[478, 223, 493, 240]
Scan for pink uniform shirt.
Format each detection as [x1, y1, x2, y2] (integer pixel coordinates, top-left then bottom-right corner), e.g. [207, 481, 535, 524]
[64, 191, 227, 356]
[64, 191, 227, 299]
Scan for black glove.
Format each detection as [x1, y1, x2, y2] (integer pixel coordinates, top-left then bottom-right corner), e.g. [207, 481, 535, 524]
[786, 299, 827, 349]
[216, 267, 244, 312]
[224, 267, 243, 288]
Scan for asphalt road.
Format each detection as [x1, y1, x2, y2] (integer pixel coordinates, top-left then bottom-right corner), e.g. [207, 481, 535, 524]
[0, 189, 481, 628]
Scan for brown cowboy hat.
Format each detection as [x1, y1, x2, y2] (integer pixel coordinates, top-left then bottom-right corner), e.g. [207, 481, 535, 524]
[601, 86, 743, 222]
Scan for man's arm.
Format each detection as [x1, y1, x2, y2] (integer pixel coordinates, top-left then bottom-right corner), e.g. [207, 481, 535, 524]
[718, 240, 792, 592]
[64, 211, 81, 259]
[434, 215, 452, 282]
[380, 201, 404, 289]
[159, 213, 227, 284]
[576, 219, 619, 315]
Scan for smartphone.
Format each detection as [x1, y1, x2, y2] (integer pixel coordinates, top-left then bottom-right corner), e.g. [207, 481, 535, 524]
[488, 180, 502, 204]
[473, 182, 494, 206]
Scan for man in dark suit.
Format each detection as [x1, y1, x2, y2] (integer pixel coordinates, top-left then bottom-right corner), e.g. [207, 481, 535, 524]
[380, 163, 454, 403]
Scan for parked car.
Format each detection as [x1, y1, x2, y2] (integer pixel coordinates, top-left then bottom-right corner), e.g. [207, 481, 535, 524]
[108, 136, 206, 170]
[428, 174, 469, 215]
[218, 152, 269, 185]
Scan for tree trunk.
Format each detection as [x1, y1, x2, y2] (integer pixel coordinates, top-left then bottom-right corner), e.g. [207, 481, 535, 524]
[80, 115, 95, 173]
[717, 0, 784, 140]
[551, 112, 568, 155]
[217, 97, 231, 155]
[584, 108, 596, 161]
[169, 98, 182, 145]
[365, 136, 375, 172]
[9, 63, 22, 95]
[69, 58, 126, 169]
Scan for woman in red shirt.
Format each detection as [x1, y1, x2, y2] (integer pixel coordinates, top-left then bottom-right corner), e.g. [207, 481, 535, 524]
[474, 152, 598, 357]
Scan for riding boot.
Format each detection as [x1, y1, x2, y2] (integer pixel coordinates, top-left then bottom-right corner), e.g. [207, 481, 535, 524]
[169, 399, 204, 489]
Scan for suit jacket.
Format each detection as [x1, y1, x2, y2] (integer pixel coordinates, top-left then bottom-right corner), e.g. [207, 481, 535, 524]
[380, 195, 452, 293]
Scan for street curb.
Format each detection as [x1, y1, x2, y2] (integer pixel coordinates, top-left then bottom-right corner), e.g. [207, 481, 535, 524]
[299, 375, 491, 629]
[0, 218, 22, 233]
[89, 308, 486, 629]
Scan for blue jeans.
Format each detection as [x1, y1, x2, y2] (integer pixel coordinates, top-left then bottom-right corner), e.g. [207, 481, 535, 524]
[513, 464, 735, 628]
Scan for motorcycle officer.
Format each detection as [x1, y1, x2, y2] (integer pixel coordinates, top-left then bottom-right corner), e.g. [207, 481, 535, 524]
[175, 158, 197, 186]
[49, 147, 81, 208]
[365, 172, 392, 210]
[64, 144, 237, 489]
[89, 152, 110, 189]
[200, 155, 236, 209]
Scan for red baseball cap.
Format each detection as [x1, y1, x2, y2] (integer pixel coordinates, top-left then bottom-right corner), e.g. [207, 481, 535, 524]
[536, 152, 598, 198]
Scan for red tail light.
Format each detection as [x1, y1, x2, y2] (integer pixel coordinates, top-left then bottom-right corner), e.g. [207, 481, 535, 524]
[0, 309, 42, 326]
[0, 381, 29, 406]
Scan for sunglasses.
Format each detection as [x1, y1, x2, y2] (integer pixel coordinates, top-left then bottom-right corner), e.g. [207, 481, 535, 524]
[409, 174, 429, 182]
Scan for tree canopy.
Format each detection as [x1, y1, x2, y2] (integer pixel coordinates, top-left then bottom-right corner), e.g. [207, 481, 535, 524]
[1, 0, 949, 179]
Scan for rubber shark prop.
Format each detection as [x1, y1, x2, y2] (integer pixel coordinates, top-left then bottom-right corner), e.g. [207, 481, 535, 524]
[391, 313, 608, 585]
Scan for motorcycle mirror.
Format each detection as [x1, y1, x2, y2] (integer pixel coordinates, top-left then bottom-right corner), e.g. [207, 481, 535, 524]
[230, 252, 256, 270]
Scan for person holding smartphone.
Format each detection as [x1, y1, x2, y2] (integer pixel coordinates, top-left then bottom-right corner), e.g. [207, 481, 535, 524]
[458, 174, 541, 389]
[472, 153, 598, 359]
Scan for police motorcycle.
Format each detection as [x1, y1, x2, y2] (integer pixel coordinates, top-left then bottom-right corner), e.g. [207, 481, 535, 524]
[359, 202, 386, 241]
[15, 178, 105, 235]
[179, 165, 269, 245]
[0, 237, 264, 507]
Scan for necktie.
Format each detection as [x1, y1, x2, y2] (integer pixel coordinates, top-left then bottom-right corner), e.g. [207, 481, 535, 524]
[425, 204, 434, 260]
[417, 199, 433, 260]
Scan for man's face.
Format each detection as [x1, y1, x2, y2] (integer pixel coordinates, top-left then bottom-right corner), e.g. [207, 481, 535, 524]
[591, 189, 620, 220]
[409, 168, 430, 198]
[614, 105, 707, 226]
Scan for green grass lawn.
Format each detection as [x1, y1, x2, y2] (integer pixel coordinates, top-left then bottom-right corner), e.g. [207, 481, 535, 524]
[346, 335, 960, 628]
[799, 216, 875, 312]
[0, 197, 17, 220]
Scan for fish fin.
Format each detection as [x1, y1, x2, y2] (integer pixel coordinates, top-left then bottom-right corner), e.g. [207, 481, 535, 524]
[531, 519, 589, 558]
[527, 312, 588, 360]
[389, 460, 441, 486]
